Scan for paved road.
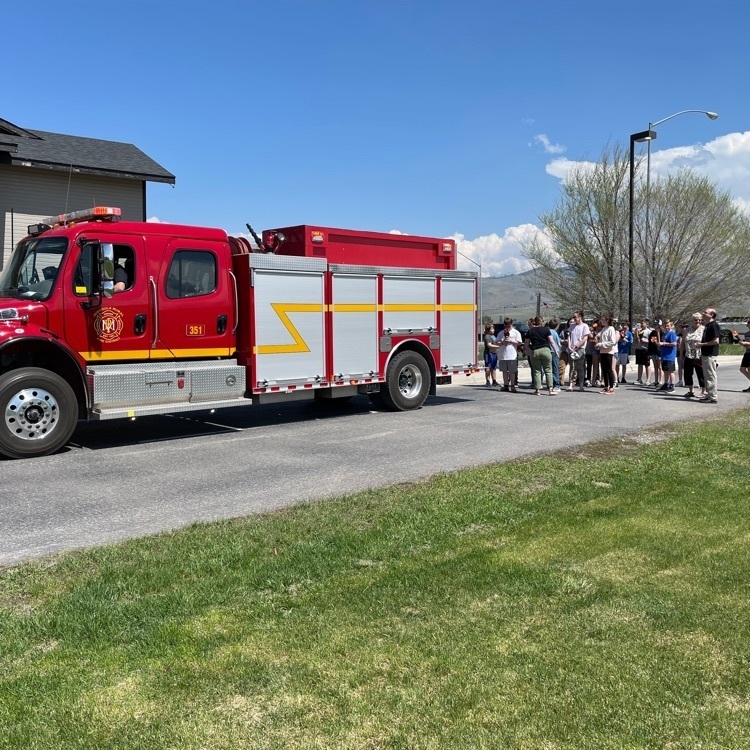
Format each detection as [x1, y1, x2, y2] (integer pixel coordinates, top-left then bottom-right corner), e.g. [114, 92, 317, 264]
[1, 358, 748, 566]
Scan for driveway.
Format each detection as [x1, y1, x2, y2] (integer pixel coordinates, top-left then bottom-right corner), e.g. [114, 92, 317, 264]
[1, 357, 747, 566]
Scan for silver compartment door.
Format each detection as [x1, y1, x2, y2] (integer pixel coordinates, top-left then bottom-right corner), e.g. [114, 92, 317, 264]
[253, 269, 325, 384]
[440, 278, 477, 367]
[383, 276, 436, 333]
[332, 274, 378, 378]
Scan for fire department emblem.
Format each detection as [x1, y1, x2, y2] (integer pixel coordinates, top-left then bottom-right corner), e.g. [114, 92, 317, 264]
[94, 307, 124, 343]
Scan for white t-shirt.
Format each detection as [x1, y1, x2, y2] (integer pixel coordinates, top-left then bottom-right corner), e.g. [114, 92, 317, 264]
[568, 323, 590, 352]
[498, 328, 522, 361]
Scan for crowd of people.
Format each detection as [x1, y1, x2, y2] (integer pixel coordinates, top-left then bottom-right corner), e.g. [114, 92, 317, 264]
[483, 310, 750, 402]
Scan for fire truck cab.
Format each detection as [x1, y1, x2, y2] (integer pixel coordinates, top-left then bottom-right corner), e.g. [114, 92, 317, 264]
[0, 208, 478, 459]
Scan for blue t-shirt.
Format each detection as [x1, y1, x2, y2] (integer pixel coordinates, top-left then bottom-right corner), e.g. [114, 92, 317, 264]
[618, 331, 633, 354]
[660, 330, 677, 361]
[549, 329, 560, 356]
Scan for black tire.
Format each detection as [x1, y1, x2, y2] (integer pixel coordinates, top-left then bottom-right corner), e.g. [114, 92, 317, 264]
[380, 350, 431, 411]
[0, 368, 78, 459]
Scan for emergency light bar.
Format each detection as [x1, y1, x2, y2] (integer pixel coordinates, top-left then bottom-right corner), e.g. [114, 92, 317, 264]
[40, 206, 122, 228]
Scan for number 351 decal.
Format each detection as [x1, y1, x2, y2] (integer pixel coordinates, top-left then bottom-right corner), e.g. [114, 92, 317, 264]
[186, 324, 206, 336]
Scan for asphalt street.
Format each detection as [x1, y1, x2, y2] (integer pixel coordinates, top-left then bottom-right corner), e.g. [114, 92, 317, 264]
[1, 357, 748, 566]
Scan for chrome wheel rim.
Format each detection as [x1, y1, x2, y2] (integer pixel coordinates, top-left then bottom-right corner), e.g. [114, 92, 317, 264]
[4, 387, 59, 441]
[397, 364, 423, 399]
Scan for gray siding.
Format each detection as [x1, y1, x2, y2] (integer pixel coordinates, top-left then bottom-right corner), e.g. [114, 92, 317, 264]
[0, 165, 143, 269]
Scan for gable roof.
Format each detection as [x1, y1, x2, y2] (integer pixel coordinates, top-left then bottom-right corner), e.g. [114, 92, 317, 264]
[0, 118, 175, 184]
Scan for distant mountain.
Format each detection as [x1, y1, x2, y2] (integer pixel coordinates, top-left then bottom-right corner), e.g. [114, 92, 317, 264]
[480, 271, 750, 324]
[480, 269, 562, 323]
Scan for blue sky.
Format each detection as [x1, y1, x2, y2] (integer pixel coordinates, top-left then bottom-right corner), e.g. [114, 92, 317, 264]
[5, 1, 748, 275]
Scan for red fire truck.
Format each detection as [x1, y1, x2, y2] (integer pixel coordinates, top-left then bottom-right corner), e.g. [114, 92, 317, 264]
[0, 208, 478, 459]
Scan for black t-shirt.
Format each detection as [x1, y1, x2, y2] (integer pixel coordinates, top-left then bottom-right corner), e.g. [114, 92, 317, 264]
[526, 326, 551, 350]
[702, 320, 721, 357]
[647, 331, 660, 355]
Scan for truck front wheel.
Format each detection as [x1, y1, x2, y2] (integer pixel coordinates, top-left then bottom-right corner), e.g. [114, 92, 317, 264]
[0, 368, 78, 459]
[381, 351, 431, 411]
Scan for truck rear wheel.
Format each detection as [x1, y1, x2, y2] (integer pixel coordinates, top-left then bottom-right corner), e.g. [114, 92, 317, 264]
[0, 368, 78, 459]
[380, 351, 430, 411]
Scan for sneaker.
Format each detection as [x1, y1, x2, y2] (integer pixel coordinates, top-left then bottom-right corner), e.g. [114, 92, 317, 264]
[485, 381, 492, 388]
[658, 384, 669, 391]
[614, 381, 619, 388]
[584, 380, 591, 387]
[606, 388, 614, 394]
[635, 379, 643, 385]
[510, 387, 517, 393]
[676, 380, 684, 387]
[594, 380, 601, 387]
[667, 385, 675, 392]
[549, 390, 558, 395]
[684, 392, 694, 398]
[502, 384, 510, 392]
[578, 386, 585, 392]
[699, 398, 718, 404]
[620, 379, 628, 384]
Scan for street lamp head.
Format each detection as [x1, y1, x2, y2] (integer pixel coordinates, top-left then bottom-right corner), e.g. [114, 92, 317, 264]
[706, 111, 719, 120]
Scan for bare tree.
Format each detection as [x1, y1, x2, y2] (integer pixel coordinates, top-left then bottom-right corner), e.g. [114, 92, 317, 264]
[637, 170, 750, 320]
[522, 144, 629, 318]
[523, 145, 750, 321]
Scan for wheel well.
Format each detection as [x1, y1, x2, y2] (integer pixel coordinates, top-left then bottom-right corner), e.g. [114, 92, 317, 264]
[387, 340, 437, 395]
[0, 340, 88, 418]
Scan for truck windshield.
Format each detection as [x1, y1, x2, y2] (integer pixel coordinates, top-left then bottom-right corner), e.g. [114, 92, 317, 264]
[0, 237, 68, 301]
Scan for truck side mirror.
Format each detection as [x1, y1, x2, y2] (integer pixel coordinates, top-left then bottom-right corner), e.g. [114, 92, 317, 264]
[100, 243, 115, 298]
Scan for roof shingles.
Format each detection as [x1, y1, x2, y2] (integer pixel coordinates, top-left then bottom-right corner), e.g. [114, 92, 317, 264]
[0, 122, 174, 184]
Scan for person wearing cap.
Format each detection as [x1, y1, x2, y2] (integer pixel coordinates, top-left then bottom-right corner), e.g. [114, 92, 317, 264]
[697, 307, 721, 403]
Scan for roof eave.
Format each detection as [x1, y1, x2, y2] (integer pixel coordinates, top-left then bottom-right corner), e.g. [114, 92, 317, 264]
[9, 158, 176, 185]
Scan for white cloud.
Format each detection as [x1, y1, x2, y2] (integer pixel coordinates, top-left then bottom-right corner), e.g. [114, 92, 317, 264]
[451, 224, 550, 277]
[548, 131, 750, 216]
[533, 134, 566, 154]
[146, 216, 163, 223]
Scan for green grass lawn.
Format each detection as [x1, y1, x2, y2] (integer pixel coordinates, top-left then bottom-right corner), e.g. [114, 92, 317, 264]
[2, 411, 750, 749]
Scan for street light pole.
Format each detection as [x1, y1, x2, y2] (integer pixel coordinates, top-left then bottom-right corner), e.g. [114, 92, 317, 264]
[628, 110, 718, 327]
[643, 110, 718, 317]
[628, 129, 655, 329]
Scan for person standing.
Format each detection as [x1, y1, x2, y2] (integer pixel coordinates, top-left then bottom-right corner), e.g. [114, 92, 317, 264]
[497, 317, 522, 393]
[567, 311, 590, 392]
[595, 315, 617, 394]
[658, 320, 678, 392]
[682, 313, 705, 398]
[617, 322, 633, 383]
[697, 307, 721, 403]
[547, 317, 561, 390]
[634, 319, 652, 385]
[483, 323, 499, 388]
[740, 318, 750, 392]
[648, 323, 662, 387]
[559, 318, 573, 387]
[527, 316, 558, 396]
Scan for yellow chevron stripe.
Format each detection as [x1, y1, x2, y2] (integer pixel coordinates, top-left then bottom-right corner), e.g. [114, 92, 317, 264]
[255, 303, 324, 355]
